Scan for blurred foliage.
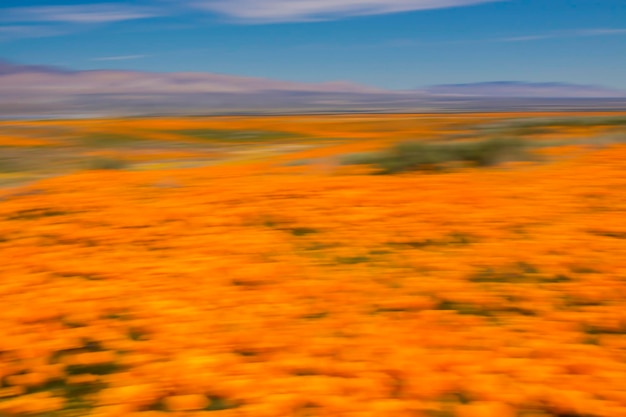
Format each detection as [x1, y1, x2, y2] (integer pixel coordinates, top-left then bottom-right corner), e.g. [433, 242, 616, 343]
[342, 137, 533, 174]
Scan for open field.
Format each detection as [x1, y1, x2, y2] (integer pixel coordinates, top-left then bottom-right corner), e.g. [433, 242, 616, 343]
[1, 112, 626, 417]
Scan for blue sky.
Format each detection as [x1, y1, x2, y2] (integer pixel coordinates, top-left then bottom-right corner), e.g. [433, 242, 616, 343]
[1, 0, 625, 89]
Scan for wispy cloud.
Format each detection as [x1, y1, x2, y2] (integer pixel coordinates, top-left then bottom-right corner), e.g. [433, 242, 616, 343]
[0, 24, 71, 41]
[284, 26, 626, 52]
[188, 0, 501, 23]
[91, 55, 148, 61]
[0, 0, 502, 36]
[0, 3, 164, 41]
[371, 27, 626, 47]
[581, 28, 626, 36]
[496, 28, 626, 42]
[1, 3, 162, 24]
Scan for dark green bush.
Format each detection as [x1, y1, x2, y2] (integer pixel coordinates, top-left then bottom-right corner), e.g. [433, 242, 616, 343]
[173, 129, 301, 142]
[480, 115, 626, 133]
[0, 157, 27, 173]
[454, 137, 528, 167]
[342, 137, 531, 174]
[86, 157, 129, 170]
[78, 133, 146, 148]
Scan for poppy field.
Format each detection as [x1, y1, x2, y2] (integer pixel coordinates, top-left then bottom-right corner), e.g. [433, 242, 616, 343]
[1, 112, 626, 417]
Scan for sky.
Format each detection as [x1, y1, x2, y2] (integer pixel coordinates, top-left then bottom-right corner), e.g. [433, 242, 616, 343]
[0, 0, 625, 90]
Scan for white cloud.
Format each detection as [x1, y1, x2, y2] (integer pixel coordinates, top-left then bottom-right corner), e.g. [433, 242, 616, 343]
[497, 34, 552, 42]
[496, 28, 626, 42]
[0, 3, 165, 41]
[188, 0, 501, 23]
[573, 28, 626, 36]
[0, 24, 71, 41]
[2, 3, 162, 24]
[1, 0, 502, 29]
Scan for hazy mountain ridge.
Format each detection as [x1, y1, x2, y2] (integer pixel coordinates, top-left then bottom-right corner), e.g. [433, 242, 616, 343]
[1, 60, 625, 117]
[424, 81, 626, 98]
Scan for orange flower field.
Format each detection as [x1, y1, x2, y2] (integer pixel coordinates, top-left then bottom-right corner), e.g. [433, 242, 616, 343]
[1, 113, 626, 416]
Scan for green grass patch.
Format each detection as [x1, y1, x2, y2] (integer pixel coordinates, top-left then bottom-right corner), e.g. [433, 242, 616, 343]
[49, 339, 106, 363]
[26, 378, 102, 416]
[84, 156, 129, 170]
[303, 242, 338, 251]
[102, 310, 132, 321]
[173, 129, 303, 142]
[232, 349, 259, 357]
[0, 339, 116, 416]
[587, 229, 626, 239]
[127, 327, 149, 341]
[468, 263, 568, 284]
[0, 157, 29, 173]
[300, 311, 329, 320]
[204, 396, 241, 411]
[65, 362, 122, 376]
[387, 233, 477, 249]
[288, 227, 319, 236]
[583, 324, 626, 335]
[335, 255, 370, 264]
[75, 133, 146, 148]
[369, 249, 392, 255]
[55, 272, 105, 281]
[7, 208, 70, 221]
[436, 300, 536, 317]
[341, 137, 533, 174]
[481, 115, 626, 130]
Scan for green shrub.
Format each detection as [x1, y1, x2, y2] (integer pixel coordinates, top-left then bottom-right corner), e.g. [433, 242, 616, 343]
[281, 158, 313, 167]
[340, 152, 386, 165]
[578, 132, 626, 148]
[479, 115, 626, 133]
[78, 133, 146, 148]
[342, 137, 531, 174]
[173, 129, 301, 142]
[86, 157, 129, 170]
[454, 137, 528, 166]
[0, 157, 27, 173]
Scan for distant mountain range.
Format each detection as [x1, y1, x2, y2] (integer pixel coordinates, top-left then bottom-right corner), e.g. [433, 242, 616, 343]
[1, 60, 625, 117]
[424, 81, 626, 98]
